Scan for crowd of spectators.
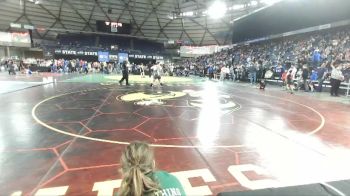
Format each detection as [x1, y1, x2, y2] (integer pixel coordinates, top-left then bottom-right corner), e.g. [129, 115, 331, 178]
[0, 57, 173, 77]
[176, 26, 350, 96]
[0, 58, 116, 75]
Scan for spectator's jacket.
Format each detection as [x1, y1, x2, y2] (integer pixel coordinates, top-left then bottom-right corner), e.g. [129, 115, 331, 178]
[313, 52, 321, 62]
[275, 66, 284, 78]
[316, 67, 327, 80]
[208, 66, 214, 74]
[302, 68, 309, 80]
[248, 65, 257, 73]
[310, 71, 318, 81]
[281, 72, 287, 81]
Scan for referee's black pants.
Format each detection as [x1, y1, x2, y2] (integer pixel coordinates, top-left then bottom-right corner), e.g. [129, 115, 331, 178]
[330, 78, 341, 96]
[119, 71, 129, 85]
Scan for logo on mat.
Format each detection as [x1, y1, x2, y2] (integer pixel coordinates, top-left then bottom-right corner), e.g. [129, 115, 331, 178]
[119, 91, 186, 106]
[118, 90, 240, 113]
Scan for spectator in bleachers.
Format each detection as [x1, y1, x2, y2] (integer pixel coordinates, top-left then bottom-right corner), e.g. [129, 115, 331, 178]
[310, 69, 318, 92]
[312, 49, 322, 68]
[8, 60, 16, 75]
[302, 65, 310, 92]
[316, 62, 328, 92]
[229, 66, 235, 81]
[208, 65, 214, 80]
[274, 64, 284, 80]
[248, 63, 258, 84]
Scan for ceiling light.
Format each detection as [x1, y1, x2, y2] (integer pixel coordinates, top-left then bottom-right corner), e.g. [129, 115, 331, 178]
[207, 1, 227, 19]
[231, 4, 245, 10]
[260, 0, 281, 5]
[251, 1, 258, 6]
[183, 11, 194, 17]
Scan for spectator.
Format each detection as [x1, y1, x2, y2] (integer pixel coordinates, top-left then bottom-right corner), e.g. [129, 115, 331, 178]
[248, 64, 257, 84]
[316, 62, 328, 92]
[286, 69, 295, 94]
[220, 66, 229, 81]
[208, 65, 214, 80]
[312, 49, 321, 68]
[302, 65, 310, 92]
[118, 141, 186, 196]
[310, 69, 318, 92]
[8, 60, 16, 75]
[274, 64, 284, 80]
[229, 66, 236, 81]
[281, 71, 288, 89]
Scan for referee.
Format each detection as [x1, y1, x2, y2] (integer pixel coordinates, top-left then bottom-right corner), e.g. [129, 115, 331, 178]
[119, 61, 129, 86]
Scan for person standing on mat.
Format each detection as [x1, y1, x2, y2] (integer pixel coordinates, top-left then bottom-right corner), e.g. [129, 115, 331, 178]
[140, 63, 145, 78]
[119, 61, 129, 86]
[150, 63, 163, 87]
[147, 61, 152, 78]
[117, 141, 186, 196]
[8, 60, 15, 75]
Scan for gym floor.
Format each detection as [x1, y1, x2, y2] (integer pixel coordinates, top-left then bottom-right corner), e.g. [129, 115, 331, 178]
[1, 73, 350, 195]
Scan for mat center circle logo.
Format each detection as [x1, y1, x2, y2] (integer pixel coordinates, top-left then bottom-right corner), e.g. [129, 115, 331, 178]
[118, 90, 241, 114]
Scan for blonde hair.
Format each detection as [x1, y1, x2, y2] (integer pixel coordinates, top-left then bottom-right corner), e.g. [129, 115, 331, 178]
[118, 141, 160, 196]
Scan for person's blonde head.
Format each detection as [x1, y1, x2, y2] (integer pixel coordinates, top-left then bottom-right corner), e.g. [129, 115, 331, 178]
[118, 141, 159, 196]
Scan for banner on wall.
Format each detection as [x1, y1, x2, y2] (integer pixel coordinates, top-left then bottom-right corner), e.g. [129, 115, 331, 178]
[118, 53, 128, 63]
[128, 54, 163, 60]
[98, 51, 110, 62]
[53, 49, 164, 62]
[86, 51, 98, 56]
[180, 46, 216, 57]
[180, 45, 232, 57]
[54, 49, 98, 56]
[61, 50, 76, 55]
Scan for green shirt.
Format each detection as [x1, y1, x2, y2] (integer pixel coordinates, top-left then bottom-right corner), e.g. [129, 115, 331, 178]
[148, 171, 186, 196]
